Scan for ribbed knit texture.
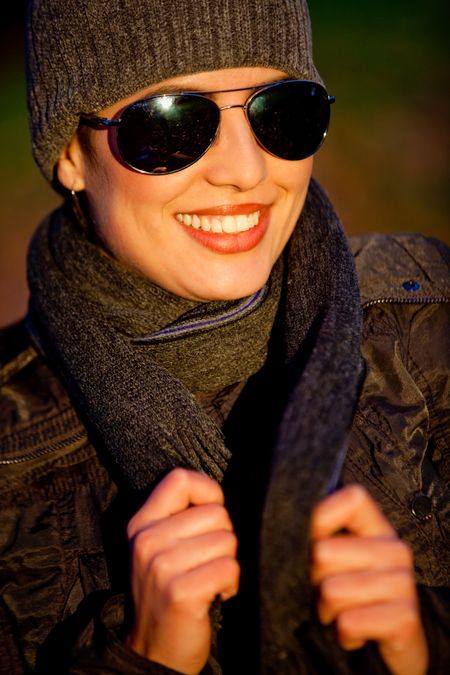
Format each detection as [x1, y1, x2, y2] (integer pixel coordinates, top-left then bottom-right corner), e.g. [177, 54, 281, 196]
[25, 0, 323, 182]
[26, 218, 282, 489]
[259, 184, 364, 673]
[26, 178, 364, 672]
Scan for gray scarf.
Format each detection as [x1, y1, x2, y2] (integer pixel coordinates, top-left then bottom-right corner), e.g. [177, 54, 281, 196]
[27, 178, 363, 674]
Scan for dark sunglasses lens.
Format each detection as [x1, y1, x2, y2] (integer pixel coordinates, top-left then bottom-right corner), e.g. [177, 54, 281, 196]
[248, 81, 331, 160]
[117, 95, 220, 174]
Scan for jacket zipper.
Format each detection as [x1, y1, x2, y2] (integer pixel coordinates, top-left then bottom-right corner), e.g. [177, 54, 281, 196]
[363, 295, 449, 308]
[0, 429, 86, 465]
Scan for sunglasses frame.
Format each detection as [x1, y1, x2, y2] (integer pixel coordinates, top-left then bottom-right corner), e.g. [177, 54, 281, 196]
[80, 79, 335, 175]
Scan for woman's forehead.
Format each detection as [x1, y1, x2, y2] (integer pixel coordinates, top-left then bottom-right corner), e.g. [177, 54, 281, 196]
[99, 66, 289, 115]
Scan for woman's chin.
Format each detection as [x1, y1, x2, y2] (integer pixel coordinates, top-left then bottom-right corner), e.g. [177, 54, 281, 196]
[187, 269, 273, 302]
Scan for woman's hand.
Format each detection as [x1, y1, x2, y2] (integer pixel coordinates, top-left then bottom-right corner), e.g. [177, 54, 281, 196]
[126, 468, 240, 675]
[310, 484, 428, 675]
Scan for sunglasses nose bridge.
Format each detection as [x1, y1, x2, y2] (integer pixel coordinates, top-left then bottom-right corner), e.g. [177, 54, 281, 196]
[218, 103, 246, 112]
[216, 102, 257, 140]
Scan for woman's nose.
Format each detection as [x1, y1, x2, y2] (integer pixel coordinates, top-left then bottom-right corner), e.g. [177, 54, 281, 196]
[203, 106, 267, 191]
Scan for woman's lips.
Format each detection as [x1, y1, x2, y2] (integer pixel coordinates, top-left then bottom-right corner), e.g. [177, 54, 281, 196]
[175, 204, 269, 254]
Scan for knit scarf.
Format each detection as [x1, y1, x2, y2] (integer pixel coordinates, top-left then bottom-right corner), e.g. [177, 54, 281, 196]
[26, 205, 284, 490]
[26, 178, 363, 674]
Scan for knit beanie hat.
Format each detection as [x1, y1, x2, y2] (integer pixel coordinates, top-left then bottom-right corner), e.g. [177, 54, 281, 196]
[25, 0, 323, 184]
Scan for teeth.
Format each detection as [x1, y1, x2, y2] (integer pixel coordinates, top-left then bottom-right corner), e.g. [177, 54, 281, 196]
[222, 215, 237, 233]
[211, 218, 222, 233]
[201, 216, 211, 232]
[236, 214, 248, 232]
[176, 210, 261, 233]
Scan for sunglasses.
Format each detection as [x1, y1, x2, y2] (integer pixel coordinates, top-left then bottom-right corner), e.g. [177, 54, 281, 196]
[80, 80, 335, 175]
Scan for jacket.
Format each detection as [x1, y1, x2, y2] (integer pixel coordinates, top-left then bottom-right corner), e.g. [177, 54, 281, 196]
[0, 233, 449, 674]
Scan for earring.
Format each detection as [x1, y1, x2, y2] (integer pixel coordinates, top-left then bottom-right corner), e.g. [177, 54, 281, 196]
[68, 186, 91, 235]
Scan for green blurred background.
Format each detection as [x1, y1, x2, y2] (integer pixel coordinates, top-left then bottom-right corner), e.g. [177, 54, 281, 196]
[1, 0, 449, 327]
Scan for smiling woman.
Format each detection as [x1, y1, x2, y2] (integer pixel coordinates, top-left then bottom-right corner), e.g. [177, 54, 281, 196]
[57, 68, 316, 300]
[1, 2, 449, 327]
[0, 2, 449, 675]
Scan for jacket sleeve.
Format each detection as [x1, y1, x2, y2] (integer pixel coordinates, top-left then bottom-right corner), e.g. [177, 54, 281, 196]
[35, 592, 220, 675]
[418, 585, 450, 675]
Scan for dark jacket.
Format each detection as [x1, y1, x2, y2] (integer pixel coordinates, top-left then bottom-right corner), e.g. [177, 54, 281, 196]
[0, 233, 449, 674]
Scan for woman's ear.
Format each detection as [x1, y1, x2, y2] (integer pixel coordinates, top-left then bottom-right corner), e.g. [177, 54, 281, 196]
[56, 135, 86, 192]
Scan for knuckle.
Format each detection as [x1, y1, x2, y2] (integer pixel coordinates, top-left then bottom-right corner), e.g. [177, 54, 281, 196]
[207, 503, 233, 529]
[226, 531, 239, 556]
[148, 551, 171, 582]
[130, 528, 159, 567]
[311, 539, 327, 565]
[345, 483, 368, 506]
[396, 539, 414, 567]
[319, 576, 341, 604]
[222, 508, 234, 530]
[215, 555, 240, 583]
[213, 529, 237, 556]
[126, 516, 138, 540]
[130, 534, 150, 568]
[228, 555, 241, 576]
[166, 467, 192, 490]
[165, 577, 191, 612]
[310, 540, 334, 582]
[335, 611, 353, 639]
[127, 510, 148, 540]
[224, 557, 241, 588]
[396, 569, 416, 596]
[399, 601, 420, 633]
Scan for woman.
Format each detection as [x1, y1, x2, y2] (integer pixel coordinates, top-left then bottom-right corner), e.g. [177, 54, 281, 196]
[0, 0, 448, 673]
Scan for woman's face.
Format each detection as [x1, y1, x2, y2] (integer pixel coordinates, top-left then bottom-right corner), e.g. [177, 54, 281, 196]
[62, 67, 314, 301]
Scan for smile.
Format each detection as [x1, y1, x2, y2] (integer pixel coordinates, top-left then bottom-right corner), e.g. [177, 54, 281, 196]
[175, 210, 261, 234]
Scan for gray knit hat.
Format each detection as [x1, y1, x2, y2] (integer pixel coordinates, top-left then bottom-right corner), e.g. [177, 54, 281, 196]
[26, 0, 323, 183]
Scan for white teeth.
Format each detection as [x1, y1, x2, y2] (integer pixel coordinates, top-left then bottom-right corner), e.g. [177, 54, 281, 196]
[222, 215, 237, 233]
[201, 215, 211, 232]
[236, 214, 248, 232]
[211, 218, 222, 233]
[176, 210, 261, 233]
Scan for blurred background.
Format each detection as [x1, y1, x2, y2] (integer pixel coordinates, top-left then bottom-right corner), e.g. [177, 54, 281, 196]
[1, 0, 449, 327]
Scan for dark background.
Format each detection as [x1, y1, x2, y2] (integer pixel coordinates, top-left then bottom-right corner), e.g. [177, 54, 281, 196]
[1, 1, 449, 327]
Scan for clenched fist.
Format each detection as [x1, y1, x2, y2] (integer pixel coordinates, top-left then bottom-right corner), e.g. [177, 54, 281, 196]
[310, 484, 428, 675]
[126, 468, 240, 674]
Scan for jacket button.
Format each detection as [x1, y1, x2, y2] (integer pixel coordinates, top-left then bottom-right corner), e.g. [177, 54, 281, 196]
[402, 280, 421, 292]
[410, 493, 433, 520]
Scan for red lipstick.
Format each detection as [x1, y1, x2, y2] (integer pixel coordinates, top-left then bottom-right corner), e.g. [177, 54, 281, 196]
[176, 204, 269, 254]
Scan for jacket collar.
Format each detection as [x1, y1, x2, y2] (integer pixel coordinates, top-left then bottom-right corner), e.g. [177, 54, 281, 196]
[350, 233, 450, 307]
